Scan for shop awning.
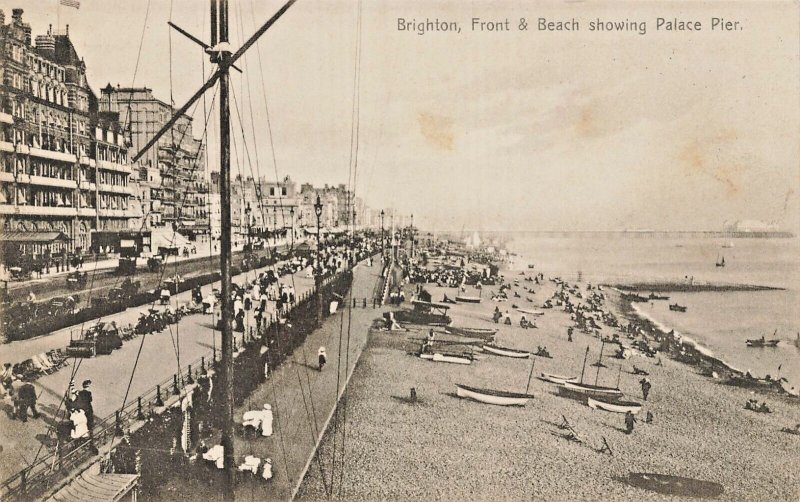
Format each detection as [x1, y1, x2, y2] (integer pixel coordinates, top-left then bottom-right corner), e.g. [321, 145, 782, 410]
[0, 231, 71, 243]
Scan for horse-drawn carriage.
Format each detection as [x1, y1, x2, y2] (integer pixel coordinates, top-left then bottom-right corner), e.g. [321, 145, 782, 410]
[66, 271, 89, 289]
[65, 322, 123, 358]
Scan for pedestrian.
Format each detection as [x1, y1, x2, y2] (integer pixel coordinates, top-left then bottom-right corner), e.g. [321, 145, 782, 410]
[640, 377, 652, 401]
[11, 375, 39, 422]
[625, 410, 636, 434]
[567, 327, 574, 342]
[318, 347, 327, 371]
[74, 380, 94, 430]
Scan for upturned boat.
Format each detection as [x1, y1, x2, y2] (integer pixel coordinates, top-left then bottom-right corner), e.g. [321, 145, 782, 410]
[455, 296, 481, 303]
[557, 381, 623, 398]
[455, 384, 534, 406]
[482, 344, 530, 359]
[587, 396, 642, 414]
[445, 326, 497, 340]
[539, 373, 578, 384]
[516, 308, 545, 316]
[669, 303, 687, 312]
[419, 352, 473, 365]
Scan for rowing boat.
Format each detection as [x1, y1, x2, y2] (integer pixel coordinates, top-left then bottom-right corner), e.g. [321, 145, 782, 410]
[746, 339, 780, 348]
[516, 308, 545, 316]
[445, 326, 497, 340]
[557, 381, 623, 399]
[587, 396, 642, 414]
[455, 384, 534, 406]
[538, 373, 578, 384]
[482, 344, 530, 359]
[455, 296, 481, 303]
[419, 353, 472, 365]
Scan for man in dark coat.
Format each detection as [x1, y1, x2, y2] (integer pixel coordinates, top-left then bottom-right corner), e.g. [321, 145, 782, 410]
[12, 377, 40, 421]
[74, 380, 94, 430]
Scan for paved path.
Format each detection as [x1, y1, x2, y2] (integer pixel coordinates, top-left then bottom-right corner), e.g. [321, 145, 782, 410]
[147, 258, 387, 500]
[0, 258, 317, 484]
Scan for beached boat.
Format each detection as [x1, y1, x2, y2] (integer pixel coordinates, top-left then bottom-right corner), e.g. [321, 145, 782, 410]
[587, 396, 642, 414]
[557, 381, 623, 399]
[669, 303, 687, 312]
[455, 296, 481, 303]
[621, 292, 649, 303]
[419, 353, 473, 365]
[648, 293, 670, 301]
[445, 326, 497, 340]
[516, 308, 545, 316]
[455, 384, 534, 406]
[539, 373, 578, 385]
[483, 344, 530, 359]
[745, 338, 780, 348]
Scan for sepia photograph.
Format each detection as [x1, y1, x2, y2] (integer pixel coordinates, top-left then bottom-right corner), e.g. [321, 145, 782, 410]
[0, 0, 798, 500]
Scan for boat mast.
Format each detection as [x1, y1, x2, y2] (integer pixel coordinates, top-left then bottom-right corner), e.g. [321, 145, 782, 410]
[594, 340, 605, 386]
[579, 346, 589, 384]
[214, 0, 236, 497]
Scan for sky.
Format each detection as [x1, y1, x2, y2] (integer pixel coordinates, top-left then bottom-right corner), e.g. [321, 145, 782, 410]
[4, 0, 799, 232]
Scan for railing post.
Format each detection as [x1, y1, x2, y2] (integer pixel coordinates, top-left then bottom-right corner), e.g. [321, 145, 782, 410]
[115, 411, 123, 436]
[137, 397, 145, 420]
[187, 365, 195, 385]
[172, 374, 180, 395]
[201, 356, 206, 374]
[363, 298, 367, 308]
[155, 385, 164, 407]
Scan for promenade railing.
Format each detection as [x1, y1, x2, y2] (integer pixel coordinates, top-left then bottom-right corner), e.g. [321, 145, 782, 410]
[0, 258, 370, 501]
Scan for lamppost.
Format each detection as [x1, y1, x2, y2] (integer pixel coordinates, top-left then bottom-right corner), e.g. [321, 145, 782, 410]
[314, 194, 323, 324]
[289, 206, 295, 249]
[380, 209, 385, 259]
[273, 205, 278, 245]
[244, 203, 252, 251]
[410, 213, 414, 259]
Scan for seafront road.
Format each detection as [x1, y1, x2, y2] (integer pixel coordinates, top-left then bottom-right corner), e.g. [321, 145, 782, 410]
[0, 255, 376, 486]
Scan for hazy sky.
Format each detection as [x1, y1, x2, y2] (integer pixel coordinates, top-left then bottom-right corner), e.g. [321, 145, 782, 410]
[5, 0, 799, 231]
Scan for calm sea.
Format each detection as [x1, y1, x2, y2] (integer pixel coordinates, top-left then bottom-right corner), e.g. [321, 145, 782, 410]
[505, 234, 800, 389]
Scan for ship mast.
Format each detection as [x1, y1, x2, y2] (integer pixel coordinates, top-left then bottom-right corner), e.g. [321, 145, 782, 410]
[213, 0, 236, 496]
[130, 1, 298, 497]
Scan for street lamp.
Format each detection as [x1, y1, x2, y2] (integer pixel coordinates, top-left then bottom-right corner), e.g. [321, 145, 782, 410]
[380, 209, 385, 259]
[289, 206, 295, 249]
[410, 213, 414, 259]
[314, 194, 323, 324]
[244, 203, 252, 251]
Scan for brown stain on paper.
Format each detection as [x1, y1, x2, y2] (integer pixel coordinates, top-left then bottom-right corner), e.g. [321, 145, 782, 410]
[417, 112, 454, 150]
[679, 133, 742, 196]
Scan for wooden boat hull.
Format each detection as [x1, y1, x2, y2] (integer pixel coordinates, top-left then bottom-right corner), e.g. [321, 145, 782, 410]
[483, 344, 530, 358]
[558, 382, 623, 399]
[588, 397, 642, 414]
[455, 384, 533, 406]
[445, 326, 497, 340]
[669, 304, 687, 312]
[746, 339, 780, 348]
[516, 308, 544, 316]
[455, 296, 481, 303]
[539, 373, 578, 384]
[419, 353, 472, 365]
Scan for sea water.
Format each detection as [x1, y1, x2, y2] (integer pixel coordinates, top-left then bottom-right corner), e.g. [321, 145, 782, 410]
[506, 234, 800, 389]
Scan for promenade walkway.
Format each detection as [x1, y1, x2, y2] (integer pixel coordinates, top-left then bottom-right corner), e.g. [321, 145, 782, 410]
[0, 255, 312, 484]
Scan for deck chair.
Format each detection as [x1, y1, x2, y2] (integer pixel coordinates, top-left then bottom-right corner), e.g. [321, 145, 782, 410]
[30, 355, 52, 375]
[35, 353, 57, 373]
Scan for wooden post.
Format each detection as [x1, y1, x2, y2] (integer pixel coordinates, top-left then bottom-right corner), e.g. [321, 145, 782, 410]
[525, 357, 536, 394]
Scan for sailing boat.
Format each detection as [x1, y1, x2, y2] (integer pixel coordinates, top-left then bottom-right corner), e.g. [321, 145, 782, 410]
[455, 357, 537, 406]
[716, 255, 726, 267]
[556, 346, 623, 399]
